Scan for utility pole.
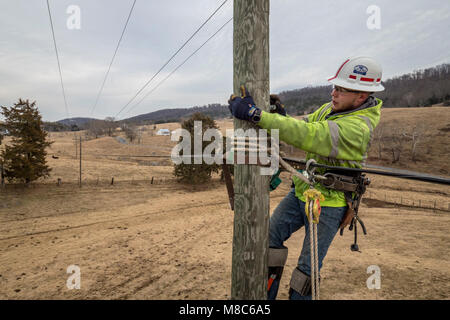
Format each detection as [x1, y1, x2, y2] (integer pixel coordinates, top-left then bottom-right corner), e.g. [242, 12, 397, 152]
[231, 0, 270, 300]
[79, 136, 82, 187]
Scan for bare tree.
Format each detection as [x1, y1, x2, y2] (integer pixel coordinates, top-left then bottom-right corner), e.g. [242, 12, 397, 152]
[104, 117, 117, 137]
[386, 125, 406, 163]
[86, 120, 107, 139]
[373, 123, 385, 160]
[121, 122, 137, 143]
[406, 124, 425, 161]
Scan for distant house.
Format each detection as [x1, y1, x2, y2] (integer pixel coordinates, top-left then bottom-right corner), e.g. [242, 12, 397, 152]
[156, 128, 170, 136]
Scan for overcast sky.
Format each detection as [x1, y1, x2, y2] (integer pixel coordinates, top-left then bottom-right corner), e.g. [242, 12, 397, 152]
[1, 0, 449, 122]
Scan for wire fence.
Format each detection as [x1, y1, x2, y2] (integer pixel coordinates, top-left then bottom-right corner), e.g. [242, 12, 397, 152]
[364, 189, 450, 212]
[50, 175, 176, 187]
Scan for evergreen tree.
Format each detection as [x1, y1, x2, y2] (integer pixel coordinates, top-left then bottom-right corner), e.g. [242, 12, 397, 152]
[173, 113, 221, 184]
[1, 99, 53, 184]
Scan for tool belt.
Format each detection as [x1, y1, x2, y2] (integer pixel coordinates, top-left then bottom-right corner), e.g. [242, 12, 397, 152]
[279, 158, 368, 193]
[222, 158, 369, 210]
[222, 157, 370, 252]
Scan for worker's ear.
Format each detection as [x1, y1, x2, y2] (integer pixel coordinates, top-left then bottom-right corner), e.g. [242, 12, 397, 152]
[357, 92, 369, 103]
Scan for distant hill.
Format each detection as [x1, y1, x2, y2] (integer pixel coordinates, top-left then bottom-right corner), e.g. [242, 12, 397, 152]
[53, 63, 449, 128]
[49, 105, 230, 132]
[57, 117, 96, 127]
[120, 103, 229, 125]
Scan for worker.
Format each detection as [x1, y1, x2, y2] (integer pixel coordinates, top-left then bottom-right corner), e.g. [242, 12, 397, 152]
[228, 56, 385, 300]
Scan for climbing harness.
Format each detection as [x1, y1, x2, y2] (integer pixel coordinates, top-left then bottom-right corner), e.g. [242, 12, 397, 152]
[281, 157, 371, 253]
[222, 139, 371, 256]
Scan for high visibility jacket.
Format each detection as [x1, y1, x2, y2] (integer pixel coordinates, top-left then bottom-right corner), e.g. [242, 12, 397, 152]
[258, 97, 383, 207]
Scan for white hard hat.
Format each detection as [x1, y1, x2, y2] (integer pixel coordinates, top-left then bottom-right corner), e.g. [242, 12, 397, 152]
[328, 56, 385, 92]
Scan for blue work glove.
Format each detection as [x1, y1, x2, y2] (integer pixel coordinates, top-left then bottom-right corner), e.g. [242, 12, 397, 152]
[228, 85, 262, 123]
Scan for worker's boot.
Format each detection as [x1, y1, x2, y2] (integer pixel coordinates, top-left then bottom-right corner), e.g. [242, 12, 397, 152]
[267, 247, 288, 300]
[288, 267, 320, 300]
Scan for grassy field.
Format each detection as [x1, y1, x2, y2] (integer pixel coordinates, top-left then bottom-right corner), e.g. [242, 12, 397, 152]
[0, 106, 449, 299]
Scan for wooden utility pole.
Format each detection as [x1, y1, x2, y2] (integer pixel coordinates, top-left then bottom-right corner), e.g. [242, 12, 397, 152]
[231, 0, 270, 300]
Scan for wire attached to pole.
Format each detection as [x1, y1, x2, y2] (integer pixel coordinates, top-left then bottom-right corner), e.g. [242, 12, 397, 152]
[46, 0, 70, 119]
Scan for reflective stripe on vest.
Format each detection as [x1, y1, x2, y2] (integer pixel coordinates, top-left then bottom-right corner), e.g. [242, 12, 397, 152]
[327, 121, 340, 158]
[357, 115, 373, 162]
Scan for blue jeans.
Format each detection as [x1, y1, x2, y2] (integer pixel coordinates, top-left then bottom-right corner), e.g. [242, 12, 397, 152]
[269, 188, 347, 300]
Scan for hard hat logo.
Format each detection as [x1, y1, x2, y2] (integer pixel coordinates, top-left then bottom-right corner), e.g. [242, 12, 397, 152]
[353, 65, 368, 76]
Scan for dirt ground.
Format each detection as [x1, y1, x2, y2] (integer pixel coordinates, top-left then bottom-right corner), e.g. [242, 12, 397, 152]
[1, 171, 449, 300]
[0, 107, 449, 300]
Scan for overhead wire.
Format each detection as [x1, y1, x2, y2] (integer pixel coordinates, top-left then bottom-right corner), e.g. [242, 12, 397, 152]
[46, 0, 70, 118]
[114, 0, 229, 118]
[90, 0, 137, 116]
[124, 17, 233, 117]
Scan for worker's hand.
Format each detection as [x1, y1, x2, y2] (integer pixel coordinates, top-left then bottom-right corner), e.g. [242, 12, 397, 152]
[228, 85, 261, 123]
[270, 94, 287, 116]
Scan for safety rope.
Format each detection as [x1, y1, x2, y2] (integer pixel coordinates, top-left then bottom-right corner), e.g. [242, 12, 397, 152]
[303, 160, 324, 300]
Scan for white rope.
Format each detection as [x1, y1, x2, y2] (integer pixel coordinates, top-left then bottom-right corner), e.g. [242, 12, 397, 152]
[308, 200, 316, 299]
[308, 198, 320, 300]
[313, 217, 319, 300]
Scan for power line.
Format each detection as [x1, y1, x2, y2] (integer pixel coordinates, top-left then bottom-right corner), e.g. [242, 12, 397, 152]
[46, 0, 70, 118]
[124, 17, 233, 117]
[115, 0, 229, 118]
[90, 0, 137, 116]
